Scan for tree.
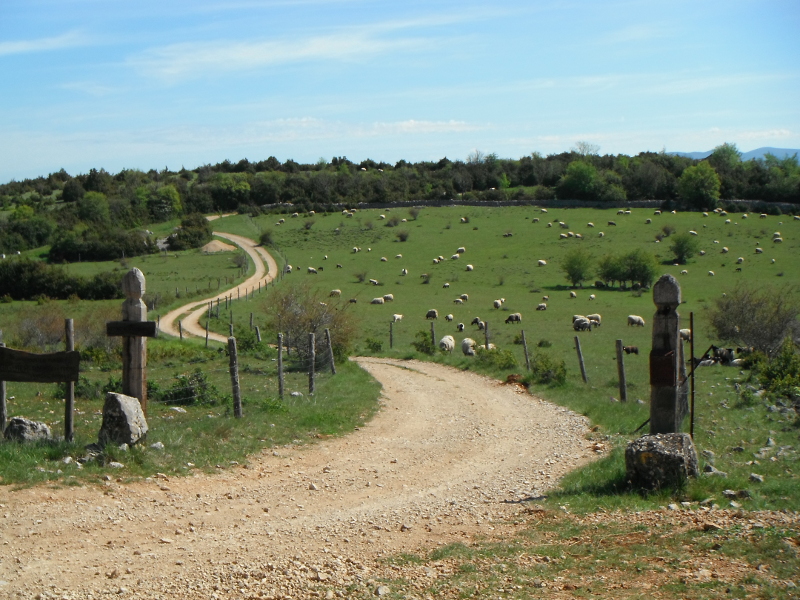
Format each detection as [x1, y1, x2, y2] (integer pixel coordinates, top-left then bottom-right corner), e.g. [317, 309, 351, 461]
[573, 141, 600, 156]
[708, 142, 741, 171]
[621, 248, 658, 288]
[556, 161, 600, 200]
[706, 284, 800, 356]
[669, 232, 700, 264]
[77, 191, 110, 224]
[677, 162, 720, 210]
[560, 248, 594, 287]
[61, 179, 85, 203]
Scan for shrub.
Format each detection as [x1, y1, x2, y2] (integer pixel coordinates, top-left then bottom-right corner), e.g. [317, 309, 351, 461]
[524, 352, 567, 385]
[151, 368, 223, 406]
[411, 330, 435, 355]
[409, 207, 420, 220]
[303, 219, 315, 230]
[365, 338, 383, 353]
[661, 224, 676, 237]
[756, 339, 800, 398]
[537, 339, 552, 348]
[259, 229, 274, 246]
[386, 216, 400, 227]
[168, 213, 212, 250]
[49, 228, 158, 262]
[396, 230, 410, 242]
[476, 348, 518, 370]
[669, 233, 700, 264]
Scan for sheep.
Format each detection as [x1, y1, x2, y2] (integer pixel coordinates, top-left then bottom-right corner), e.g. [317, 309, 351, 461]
[466, 264, 474, 271]
[401, 218, 407, 223]
[622, 346, 639, 355]
[679, 328, 692, 341]
[736, 257, 744, 264]
[547, 222, 553, 227]
[380, 257, 388, 262]
[307, 267, 318, 274]
[460, 294, 469, 301]
[323, 255, 328, 260]
[538, 259, 547, 266]
[476, 320, 486, 330]
[598, 232, 605, 237]
[771, 258, 776, 263]
[392, 314, 403, 322]
[627, 315, 646, 327]
[567, 231, 574, 238]
[725, 219, 731, 224]
[505, 313, 522, 324]
[588, 294, 596, 300]
[395, 254, 402, 259]
[542, 295, 549, 301]
[755, 247, 763, 254]
[426, 309, 439, 320]
[645, 219, 652, 224]
[713, 240, 720, 244]
[456, 247, 466, 254]
[329, 289, 342, 297]
[720, 211, 727, 216]
[607, 220, 617, 226]
[654, 210, 662, 215]
[572, 315, 587, 323]
[541, 208, 548, 213]
[352, 247, 359, 253]
[379, 214, 386, 219]
[349, 298, 357, 303]
[445, 313, 454, 322]
[460, 217, 467, 223]
[503, 232, 514, 237]
[383, 294, 394, 302]
[742, 213, 748, 218]
[587, 313, 601, 326]
[773, 237, 783, 243]
[493, 299, 502, 309]
[533, 218, 539, 223]
[617, 209, 625, 215]
[699, 250, 706, 255]
[456, 323, 465, 332]
[433, 258, 440, 264]
[689, 230, 698, 235]
[285, 265, 293, 273]
[760, 213, 768, 218]
[680, 269, 688, 274]
[453, 298, 464, 304]
[536, 303, 547, 310]
[573, 319, 592, 332]
[292, 212, 299, 217]
[773, 231, 781, 238]
[795, 215, 800, 221]
[369, 278, 379, 285]
[470, 317, 482, 326]
[461, 338, 477, 356]
[450, 254, 461, 261]
[587, 222, 595, 227]
[439, 335, 455, 354]
[721, 247, 729, 253]
[278, 218, 285, 224]
[443, 282, 450, 288]
[708, 271, 715, 276]
[367, 248, 372, 251]
[559, 233, 568, 240]
[401, 268, 408, 276]
[569, 291, 577, 298]
[371, 297, 385, 304]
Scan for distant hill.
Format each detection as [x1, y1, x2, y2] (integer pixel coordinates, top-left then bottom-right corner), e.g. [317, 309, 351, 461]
[670, 147, 800, 161]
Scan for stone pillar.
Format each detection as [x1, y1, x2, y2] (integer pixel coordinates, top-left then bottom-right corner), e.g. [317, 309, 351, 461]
[649, 274, 688, 434]
[121, 269, 148, 414]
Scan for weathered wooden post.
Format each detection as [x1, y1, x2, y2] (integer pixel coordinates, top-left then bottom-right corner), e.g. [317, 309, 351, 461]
[255, 326, 261, 343]
[179, 320, 183, 341]
[615, 339, 627, 402]
[521, 330, 531, 371]
[277, 333, 285, 399]
[484, 321, 490, 350]
[228, 337, 242, 418]
[389, 321, 393, 349]
[430, 322, 436, 350]
[229, 323, 234, 336]
[65, 319, 75, 441]
[0, 341, 6, 430]
[325, 328, 336, 375]
[249, 312, 253, 330]
[650, 274, 688, 434]
[574, 336, 588, 383]
[308, 332, 316, 395]
[205, 320, 210, 348]
[690, 312, 696, 439]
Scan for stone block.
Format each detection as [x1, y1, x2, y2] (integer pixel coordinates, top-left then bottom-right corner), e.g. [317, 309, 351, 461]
[625, 433, 698, 489]
[98, 392, 148, 447]
[4, 417, 52, 442]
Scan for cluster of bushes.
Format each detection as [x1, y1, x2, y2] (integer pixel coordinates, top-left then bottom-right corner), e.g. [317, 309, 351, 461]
[49, 228, 158, 262]
[0, 258, 123, 301]
[561, 247, 658, 288]
[167, 213, 212, 250]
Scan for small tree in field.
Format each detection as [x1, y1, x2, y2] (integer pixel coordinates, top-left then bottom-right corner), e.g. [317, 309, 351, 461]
[560, 248, 594, 287]
[678, 161, 720, 210]
[669, 233, 700, 264]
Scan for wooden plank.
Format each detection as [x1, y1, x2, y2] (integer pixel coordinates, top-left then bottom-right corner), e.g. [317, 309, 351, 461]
[106, 321, 159, 338]
[0, 347, 80, 383]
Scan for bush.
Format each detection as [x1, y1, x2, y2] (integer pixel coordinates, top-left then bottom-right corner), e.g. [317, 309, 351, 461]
[661, 224, 676, 237]
[396, 230, 410, 242]
[669, 233, 700, 264]
[523, 352, 567, 385]
[365, 338, 383, 353]
[168, 213, 213, 250]
[151, 368, 223, 406]
[49, 228, 158, 262]
[411, 330, 435, 355]
[0, 259, 123, 301]
[386, 216, 400, 227]
[476, 347, 518, 370]
[756, 339, 800, 398]
[409, 207, 420, 220]
[537, 339, 552, 348]
[259, 229, 274, 246]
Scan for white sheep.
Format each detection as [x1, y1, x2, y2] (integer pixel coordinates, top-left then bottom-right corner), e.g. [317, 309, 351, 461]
[395, 254, 402, 259]
[329, 289, 342, 297]
[559, 233, 568, 239]
[708, 271, 715, 276]
[538, 259, 547, 266]
[453, 298, 464, 304]
[505, 313, 522, 324]
[292, 212, 299, 217]
[460, 294, 469, 301]
[439, 335, 455, 354]
[680, 269, 688, 275]
[426, 309, 438, 319]
[679, 328, 691, 341]
[588, 294, 596, 300]
[773, 237, 783, 243]
[371, 297, 385, 304]
[383, 294, 394, 302]
[689, 230, 698, 235]
[702, 212, 708, 217]
[450, 254, 460, 260]
[573, 319, 592, 332]
[542, 295, 549, 301]
[476, 320, 486, 330]
[598, 232, 605, 238]
[443, 282, 450, 288]
[456, 247, 466, 254]
[456, 323, 465, 331]
[369, 278, 379, 285]
[379, 214, 386, 219]
[699, 250, 706, 255]
[628, 315, 645, 327]
[569, 291, 577, 298]
[445, 314, 454, 322]
[760, 213, 767, 218]
[392, 314, 403, 322]
[654, 210, 662, 215]
[433, 258, 440, 264]
[587, 222, 595, 227]
[587, 313, 601, 326]
[380, 257, 388, 262]
[461, 338, 477, 356]
[493, 299, 502, 309]
[308, 267, 318, 274]
[737, 257, 744, 264]
[466, 264, 474, 271]
[536, 303, 547, 310]
[755, 248, 763, 254]
[401, 268, 408, 276]
[460, 217, 467, 223]
[721, 247, 729, 253]
[541, 208, 548, 213]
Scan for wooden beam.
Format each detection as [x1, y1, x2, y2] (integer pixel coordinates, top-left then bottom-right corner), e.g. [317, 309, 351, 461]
[0, 347, 80, 383]
[106, 321, 159, 338]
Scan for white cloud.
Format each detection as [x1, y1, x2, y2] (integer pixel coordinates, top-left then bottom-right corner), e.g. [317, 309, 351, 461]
[0, 31, 87, 57]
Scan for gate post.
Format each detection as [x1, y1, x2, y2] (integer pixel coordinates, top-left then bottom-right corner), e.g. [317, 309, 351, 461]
[121, 269, 148, 415]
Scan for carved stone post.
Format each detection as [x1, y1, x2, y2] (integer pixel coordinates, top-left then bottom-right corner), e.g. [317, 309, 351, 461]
[122, 269, 148, 415]
[649, 274, 688, 434]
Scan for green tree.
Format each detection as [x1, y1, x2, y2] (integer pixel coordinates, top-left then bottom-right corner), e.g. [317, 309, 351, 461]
[620, 248, 658, 287]
[147, 185, 182, 221]
[678, 161, 720, 210]
[77, 191, 110, 224]
[708, 142, 741, 171]
[597, 254, 624, 287]
[669, 232, 700, 264]
[61, 179, 85, 203]
[556, 161, 599, 200]
[560, 248, 594, 287]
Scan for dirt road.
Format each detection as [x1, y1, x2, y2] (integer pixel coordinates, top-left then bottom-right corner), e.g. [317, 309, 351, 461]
[0, 358, 594, 599]
[159, 231, 279, 345]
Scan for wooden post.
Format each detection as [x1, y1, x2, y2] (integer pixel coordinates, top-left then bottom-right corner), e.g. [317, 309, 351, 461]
[308, 332, 316, 395]
[205, 320, 209, 348]
[175, 287, 179, 298]
[258, 281, 261, 293]
[179, 320, 183, 341]
[430, 321, 436, 350]
[122, 269, 148, 415]
[208, 302, 212, 319]
[228, 337, 242, 418]
[230, 309, 233, 325]
[0, 342, 6, 431]
[521, 329, 531, 371]
[615, 339, 627, 402]
[249, 312, 253, 330]
[225, 296, 229, 310]
[277, 333, 285, 399]
[690, 312, 695, 439]
[217, 278, 220, 289]
[157, 315, 160, 330]
[229, 323, 234, 336]
[484, 321, 490, 350]
[237, 288, 240, 300]
[216, 299, 220, 318]
[65, 319, 75, 442]
[325, 328, 336, 375]
[574, 336, 588, 384]
[389, 321, 393, 349]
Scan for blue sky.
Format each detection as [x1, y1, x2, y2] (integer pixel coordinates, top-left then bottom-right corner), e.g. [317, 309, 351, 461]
[1, 0, 798, 182]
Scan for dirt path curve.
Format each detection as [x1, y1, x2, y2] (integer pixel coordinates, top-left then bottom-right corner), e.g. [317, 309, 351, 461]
[159, 230, 279, 345]
[0, 358, 594, 600]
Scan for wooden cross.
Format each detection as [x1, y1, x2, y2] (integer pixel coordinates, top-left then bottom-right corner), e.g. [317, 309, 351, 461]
[106, 269, 158, 416]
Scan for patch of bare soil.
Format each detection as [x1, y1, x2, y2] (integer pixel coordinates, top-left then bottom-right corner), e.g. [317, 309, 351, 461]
[0, 358, 595, 599]
[201, 240, 237, 253]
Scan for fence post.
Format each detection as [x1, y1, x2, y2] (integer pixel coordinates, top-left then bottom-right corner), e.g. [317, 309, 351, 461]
[277, 333, 285, 399]
[122, 269, 148, 415]
[249, 312, 253, 330]
[325, 328, 336, 375]
[484, 321, 490, 350]
[229, 323, 234, 336]
[179, 320, 183, 342]
[65, 319, 75, 442]
[308, 332, 316, 395]
[205, 320, 209, 348]
[521, 329, 531, 371]
[389, 321, 393, 349]
[216, 299, 220, 318]
[690, 312, 695, 439]
[615, 339, 627, 402]
[228, 337, 242, 418]
[430, 321, 436, 350]
[0, 341, 6, 432]
[574, 336, 588, 384]
[255, 326, 261, 343]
